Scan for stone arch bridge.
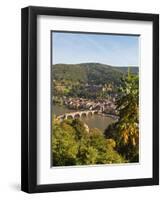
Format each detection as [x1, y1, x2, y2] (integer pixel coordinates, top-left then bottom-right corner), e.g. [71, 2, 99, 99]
[56, 110, 99, 120]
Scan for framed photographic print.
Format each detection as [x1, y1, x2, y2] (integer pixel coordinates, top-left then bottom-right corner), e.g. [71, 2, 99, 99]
[21, 6, 159, 193]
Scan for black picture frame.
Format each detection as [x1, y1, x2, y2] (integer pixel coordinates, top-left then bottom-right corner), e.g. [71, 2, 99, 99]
[21, 6, 159, 193]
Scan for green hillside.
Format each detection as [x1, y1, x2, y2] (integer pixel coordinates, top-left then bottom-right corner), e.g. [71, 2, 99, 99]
[52, 63, 138, 86]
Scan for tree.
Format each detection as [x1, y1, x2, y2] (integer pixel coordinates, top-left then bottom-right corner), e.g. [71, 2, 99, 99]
[105, 72, 139, 162]
[52, 118, 125, 166]
[52, 120, 78, 166]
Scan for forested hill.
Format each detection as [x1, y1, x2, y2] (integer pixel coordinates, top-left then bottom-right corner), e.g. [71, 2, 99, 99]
[52, 63, 138, 86]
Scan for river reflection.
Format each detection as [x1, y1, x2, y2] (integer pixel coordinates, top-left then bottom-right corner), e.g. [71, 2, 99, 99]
[52, 104, 114, 132]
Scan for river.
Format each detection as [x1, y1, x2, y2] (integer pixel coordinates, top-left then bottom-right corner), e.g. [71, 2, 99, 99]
[52, 104, 115, 132]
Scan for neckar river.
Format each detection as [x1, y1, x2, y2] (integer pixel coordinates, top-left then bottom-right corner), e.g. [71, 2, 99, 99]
[52, 104, 114, 132]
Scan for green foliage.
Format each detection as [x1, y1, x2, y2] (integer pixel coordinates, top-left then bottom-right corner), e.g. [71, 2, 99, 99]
[52, 118, 125, 166]
[52, 120, 78, 166]
[52, 63, 138, 100]
[52, 63, 138, 95]
[104, 73, 139, 162]
[72, 119, 88, 139]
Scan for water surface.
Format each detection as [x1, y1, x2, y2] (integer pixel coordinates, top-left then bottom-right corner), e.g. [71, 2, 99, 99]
[52, 104, 114, 132]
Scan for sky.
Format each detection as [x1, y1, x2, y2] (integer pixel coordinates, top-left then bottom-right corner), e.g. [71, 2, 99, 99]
[52, 32, 139, 66]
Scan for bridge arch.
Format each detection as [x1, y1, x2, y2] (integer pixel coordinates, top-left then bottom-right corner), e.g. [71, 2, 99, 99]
[56, 110, 99, 121]
[87, 111, 93, 116]
[81, 112, 87, 117]
[67, 115, 73, 119]
[74, 113, 80, 118]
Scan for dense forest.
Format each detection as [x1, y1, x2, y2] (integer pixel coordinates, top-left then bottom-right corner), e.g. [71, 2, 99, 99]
[52, 63, 139, 166]
[52, 63, 138, 86]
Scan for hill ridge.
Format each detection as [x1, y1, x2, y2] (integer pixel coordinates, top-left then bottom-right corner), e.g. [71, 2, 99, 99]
[52, 63, 138, 86]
